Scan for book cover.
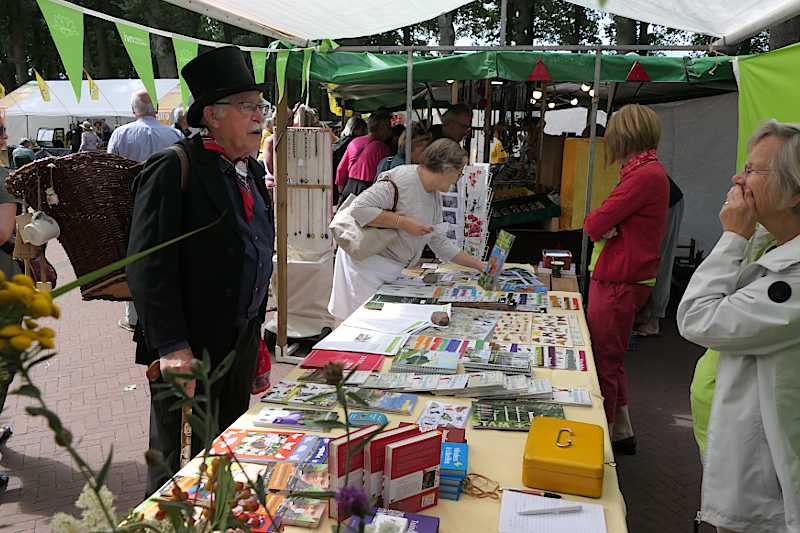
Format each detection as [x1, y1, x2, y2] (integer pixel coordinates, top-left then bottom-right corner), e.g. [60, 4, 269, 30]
[492, 311, 533, 344]
[297, 368, 373, 386]
[391, 339, 461, 375]
[259, 380, 338, 409]
[549, 387, 593, 407]
[253, 407, 339, 431]
[358, 389, 419, 415]
[365, 293, 440, 308]
[398, 422, 466, 444]
[470, 400, 565, 431]
[479, 230, 516, 290]
[329, 425, 382, 521]
[287, 463, 330, 492]
[440, 442, 469, 478]
[299, 349, 384, 372]
[276, 497, 327, 528]
[210, 428, 306, 463]
[383, 431, 442, 513]
[364, 425, 422, 503]
[347, 508, 440, 533]
[416, 307, 501, 342]
[417, 401, 471, 430]
[530, 314, 574, 348]
[313, 325, 410, 356]
[284, 435, 331, 463]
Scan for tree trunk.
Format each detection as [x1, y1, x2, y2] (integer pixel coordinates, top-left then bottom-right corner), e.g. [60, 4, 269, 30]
[151, 34, 178, 78]
[7, 0, 29, 87]
[402, 26, 412, 46]
[508, 0, 534, 45]
[437, 11, 456, 46]
[614, 16, 637, 46]
[769, 15, 800, 50]
[571, 5, 586, 45]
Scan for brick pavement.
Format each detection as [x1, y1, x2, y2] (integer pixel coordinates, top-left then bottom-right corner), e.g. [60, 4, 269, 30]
[0, 244, 713, 532]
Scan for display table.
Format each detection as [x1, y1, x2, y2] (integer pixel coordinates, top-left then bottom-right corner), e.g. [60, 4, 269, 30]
[141, 286, 627, 532]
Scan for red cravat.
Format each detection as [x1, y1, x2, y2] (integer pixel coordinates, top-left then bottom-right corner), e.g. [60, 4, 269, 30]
[203, 135, 254, 222]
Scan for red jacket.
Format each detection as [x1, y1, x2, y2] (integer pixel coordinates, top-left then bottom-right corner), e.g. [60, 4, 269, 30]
[584, 149, 669, 284]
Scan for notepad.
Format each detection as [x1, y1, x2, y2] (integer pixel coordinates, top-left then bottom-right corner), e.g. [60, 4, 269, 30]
[498, 492, 606, 533]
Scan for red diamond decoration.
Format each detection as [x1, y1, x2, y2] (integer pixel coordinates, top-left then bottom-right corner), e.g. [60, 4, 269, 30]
[626, 60, 650, 82]
[527, 59, 552, 81]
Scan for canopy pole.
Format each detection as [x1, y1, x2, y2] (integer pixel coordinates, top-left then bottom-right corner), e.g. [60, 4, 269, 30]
[274, 81, 289, 359]
[580, 49, 602, 295]
[482, 80, 492, 163]
[499, 0, 508, 45]
[405, 50, 413, 164]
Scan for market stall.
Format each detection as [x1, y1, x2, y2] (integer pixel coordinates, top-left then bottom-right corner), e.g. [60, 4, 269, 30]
[136, 262, 625, 532]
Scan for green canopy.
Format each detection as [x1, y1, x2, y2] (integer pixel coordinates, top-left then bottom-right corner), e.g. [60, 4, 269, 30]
[269, 49, 735, 111]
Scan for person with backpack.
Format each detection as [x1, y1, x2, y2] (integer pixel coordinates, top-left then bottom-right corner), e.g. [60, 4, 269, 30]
[126, 46, 274, 493]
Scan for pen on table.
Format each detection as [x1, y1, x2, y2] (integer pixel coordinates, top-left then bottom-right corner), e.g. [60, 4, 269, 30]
[518, 504, 583, 516]
[502, 487, 562, 499]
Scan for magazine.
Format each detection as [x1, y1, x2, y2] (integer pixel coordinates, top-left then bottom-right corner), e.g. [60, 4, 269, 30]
[313, 325, 410, 356]
[479, 230, 516, 290]
[470, 399, 565, 431]
[416, 307, 501, 341]
[343, 303, 451, 335]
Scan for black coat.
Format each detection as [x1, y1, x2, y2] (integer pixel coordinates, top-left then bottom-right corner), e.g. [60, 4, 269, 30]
[127, 135, 273, 367]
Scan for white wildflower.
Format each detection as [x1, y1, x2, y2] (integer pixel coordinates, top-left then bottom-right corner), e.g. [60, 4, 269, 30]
[75, 483, 117, 529]
[50, 513, 83, 533]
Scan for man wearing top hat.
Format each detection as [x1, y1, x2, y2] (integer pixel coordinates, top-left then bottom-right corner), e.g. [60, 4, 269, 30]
[126, 46, 274, 492]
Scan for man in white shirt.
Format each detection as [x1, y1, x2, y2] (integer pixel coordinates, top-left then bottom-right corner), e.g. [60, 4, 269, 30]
[108, 90, 183, 332]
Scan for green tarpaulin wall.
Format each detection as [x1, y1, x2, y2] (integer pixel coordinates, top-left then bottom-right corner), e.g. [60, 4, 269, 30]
[268, 49, 734, 111]
[736, 42, 800, 170]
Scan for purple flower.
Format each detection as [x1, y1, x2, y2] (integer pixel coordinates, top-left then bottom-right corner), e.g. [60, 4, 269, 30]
[336, 485, 370, 518]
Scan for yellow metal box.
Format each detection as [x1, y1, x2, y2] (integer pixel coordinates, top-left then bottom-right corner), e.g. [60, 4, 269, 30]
[522, 416, 604, 498]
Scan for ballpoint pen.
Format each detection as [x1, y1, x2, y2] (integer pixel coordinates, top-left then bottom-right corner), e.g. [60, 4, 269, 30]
[501, 487, 562, 499]
[518, 504, 583, 516]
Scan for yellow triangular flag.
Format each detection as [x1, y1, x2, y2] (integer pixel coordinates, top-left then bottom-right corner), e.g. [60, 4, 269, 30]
[85, 69, 99, 101]
[0, 82, 5, 99]
[34, 69, 51, 102]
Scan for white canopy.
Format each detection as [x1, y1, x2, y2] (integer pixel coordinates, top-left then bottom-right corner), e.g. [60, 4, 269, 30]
[0, 79, 179, 143]
[161, 0, 474, 43]
[564, 0, 800, 45]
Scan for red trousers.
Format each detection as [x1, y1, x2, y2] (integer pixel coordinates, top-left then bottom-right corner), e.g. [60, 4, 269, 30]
[587, 279, 652, 425]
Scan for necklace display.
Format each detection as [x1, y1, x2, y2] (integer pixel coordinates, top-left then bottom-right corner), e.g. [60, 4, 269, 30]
[286, 127, 333, 253]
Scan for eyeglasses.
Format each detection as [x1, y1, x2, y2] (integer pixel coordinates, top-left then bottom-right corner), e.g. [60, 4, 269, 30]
[215, 101, 270, 116]
[743, 163, 771, 178]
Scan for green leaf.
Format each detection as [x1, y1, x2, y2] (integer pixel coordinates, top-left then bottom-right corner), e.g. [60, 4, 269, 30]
[12, 384, 41, 399]
[51, 213, 225, 299]
[95, 447, 114, 489]
[25, 406, 63, 432]
[209, 349, 237, 385]
[310, 419, 347, 429]
[286, 490, 336, 499]
[345, 390, 369, 406]
[186, 413, 208, 442]
[24, 352, 57, 370]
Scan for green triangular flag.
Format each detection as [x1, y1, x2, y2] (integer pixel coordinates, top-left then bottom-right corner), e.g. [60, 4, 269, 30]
[251, 50, 267, 85]
[276, 50, 289, 104]
[172, 37, 198, 109]
[37, 0, 84, 102]
[301, 48, 313, 97]
[116, 21, 157, 106]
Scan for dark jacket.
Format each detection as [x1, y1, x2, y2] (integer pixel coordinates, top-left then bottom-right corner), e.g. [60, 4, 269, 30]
[127, 135, 273, 367]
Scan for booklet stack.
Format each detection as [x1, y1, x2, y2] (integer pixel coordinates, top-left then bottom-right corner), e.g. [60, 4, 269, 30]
[439, 442, 468, 501]
[462, 349, 533, 375]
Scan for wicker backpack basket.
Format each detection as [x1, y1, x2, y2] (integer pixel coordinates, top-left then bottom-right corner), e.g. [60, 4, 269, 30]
[6, 152, 142, 301]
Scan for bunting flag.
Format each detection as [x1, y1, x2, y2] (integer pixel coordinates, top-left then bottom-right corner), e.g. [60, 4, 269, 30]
[276, 50, 289, 103]
[301, 48, 313, 99]
[116, 21, 158, 106]
[173, 37, 198, 108]
[250, 50, 267, 85]
[527, 59, 552, 81]
[34, 70, 51, 102]
[626, 60, 650, 82]
[37, 0, 84, 102]
[85, 69, 99, 100]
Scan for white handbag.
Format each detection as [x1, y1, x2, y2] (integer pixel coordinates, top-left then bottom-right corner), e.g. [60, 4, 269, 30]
[329, 179, 399, 261]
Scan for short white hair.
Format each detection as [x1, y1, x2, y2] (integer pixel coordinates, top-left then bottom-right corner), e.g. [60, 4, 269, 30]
[748, 120, 800, 213]
[172, 107, 186, 123]
[131, 90, 156, 115]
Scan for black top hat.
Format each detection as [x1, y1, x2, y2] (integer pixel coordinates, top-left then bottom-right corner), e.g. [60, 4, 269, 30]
[182, 46, 268, 128]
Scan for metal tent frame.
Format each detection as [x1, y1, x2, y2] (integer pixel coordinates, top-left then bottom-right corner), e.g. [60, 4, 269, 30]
[273, 42, 716, 363]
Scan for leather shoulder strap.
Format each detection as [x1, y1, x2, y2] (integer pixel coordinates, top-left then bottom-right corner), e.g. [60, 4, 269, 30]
[166, 144, 190, 192]
[378, 178, 400, 212]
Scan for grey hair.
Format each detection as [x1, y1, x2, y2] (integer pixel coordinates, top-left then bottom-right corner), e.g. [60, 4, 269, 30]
[748, 119, 800, 213]
[421, 138, 468, 174]
[131, 90, 156, 115]
[172, 107, 186, 123]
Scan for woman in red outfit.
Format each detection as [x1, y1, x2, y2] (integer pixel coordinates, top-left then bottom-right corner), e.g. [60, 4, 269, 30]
[584, 104, 669, 455]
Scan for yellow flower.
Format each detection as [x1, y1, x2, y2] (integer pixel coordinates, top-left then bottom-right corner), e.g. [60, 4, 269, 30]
[38, 337, 54, 349]
[0, 325, 24, 338]
[51, 303, 61, 319]
[0, 291, 11, 305]
[37, 327, 55, 338]
[30, 296, 52, 318]
[9, 335, 32, 351]
[11, 274, 34, 288]
[7, 283, 33, 301]
[25, 319, 39, 330]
